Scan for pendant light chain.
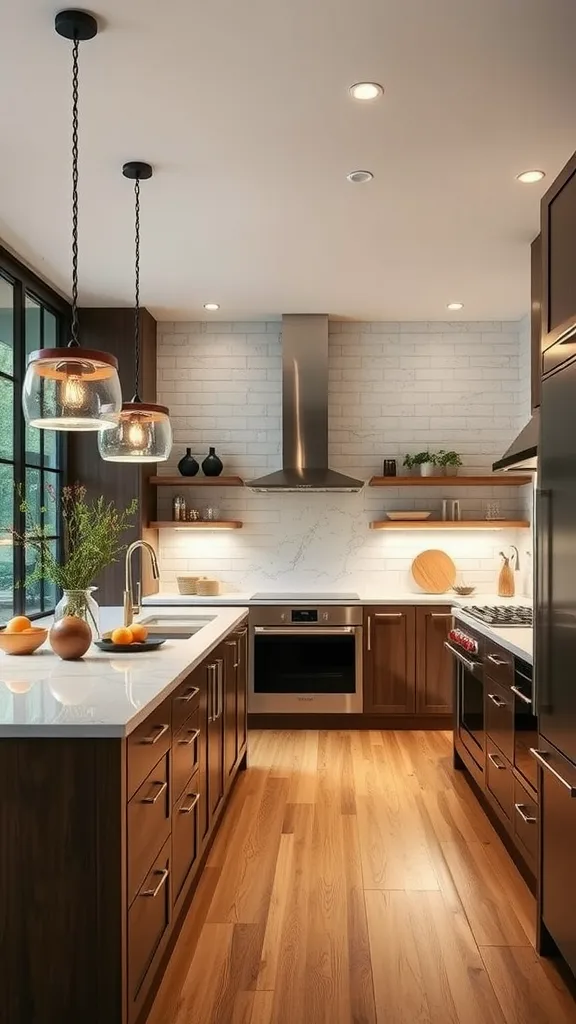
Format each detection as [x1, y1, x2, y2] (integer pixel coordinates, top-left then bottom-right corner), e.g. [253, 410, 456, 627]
[133, 176, 141, 400]
[70, 36, 80, 347]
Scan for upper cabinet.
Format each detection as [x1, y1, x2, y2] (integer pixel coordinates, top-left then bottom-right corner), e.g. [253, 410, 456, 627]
[541, 149, 576, 376]
[531, 233, 542, 410]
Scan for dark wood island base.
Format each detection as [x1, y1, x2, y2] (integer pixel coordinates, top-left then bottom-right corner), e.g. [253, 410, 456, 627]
[0, 620, 248, 1024]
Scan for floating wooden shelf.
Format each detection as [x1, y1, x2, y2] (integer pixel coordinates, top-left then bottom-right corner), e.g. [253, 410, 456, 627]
[150, 521, 243, 530]
[369, 475, 532, 487]
[370, 520, 530, 531]
[150, 476, 244, 487]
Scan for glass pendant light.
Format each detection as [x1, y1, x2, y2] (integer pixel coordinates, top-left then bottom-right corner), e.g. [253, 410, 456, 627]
[98, 162, 172, 463]
[22, 10, 122, 431]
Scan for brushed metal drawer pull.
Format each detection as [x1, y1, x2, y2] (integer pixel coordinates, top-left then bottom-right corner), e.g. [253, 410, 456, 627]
[375, 612, 403, 618]
[487, 693, 507, 708]
[530, 749, 576, 795]
[514, 802, 537, 824]
[431, 613, 452, 619]
[140, 867, 169, 899]
[179, 793, 200, 815]
[487, 654, 509, 667]
[141, 723, 169, 745]
[226, 639, 240, 668]
[488, 752, 506, 770]
[510, 684, 532, 705]
[178, 728, 200, 747]
[176, 686, 199, 703]
[141, 780, 168, 805]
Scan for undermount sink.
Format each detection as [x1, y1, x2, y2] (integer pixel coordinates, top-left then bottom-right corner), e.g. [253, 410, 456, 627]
[137, 615, 214, 638]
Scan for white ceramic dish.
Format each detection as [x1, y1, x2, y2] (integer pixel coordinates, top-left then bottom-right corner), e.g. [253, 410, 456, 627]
[386, 511, 432, 521]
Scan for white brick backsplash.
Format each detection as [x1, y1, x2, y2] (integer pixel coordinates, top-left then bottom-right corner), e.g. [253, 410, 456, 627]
[155, 319, 533, 592]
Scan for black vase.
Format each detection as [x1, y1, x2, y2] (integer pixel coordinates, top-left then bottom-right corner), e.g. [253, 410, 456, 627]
[177, 448, 200, 477]
[202, 447, 223, 477]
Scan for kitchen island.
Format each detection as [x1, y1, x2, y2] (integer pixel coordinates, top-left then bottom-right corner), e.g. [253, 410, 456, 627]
[0, 606, 249, 1024]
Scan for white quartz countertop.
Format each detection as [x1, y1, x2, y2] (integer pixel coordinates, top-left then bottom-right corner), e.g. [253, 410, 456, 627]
[144, 591, 532, 608]
[453, 608, 533, 664]
[0, 606, 248, 739]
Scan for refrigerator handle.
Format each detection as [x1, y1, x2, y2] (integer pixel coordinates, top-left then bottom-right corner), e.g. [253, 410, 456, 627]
[535, 489, 551, 716]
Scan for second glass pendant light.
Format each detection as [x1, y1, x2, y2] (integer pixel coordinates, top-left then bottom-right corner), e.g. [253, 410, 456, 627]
[99, 162, 172, 463]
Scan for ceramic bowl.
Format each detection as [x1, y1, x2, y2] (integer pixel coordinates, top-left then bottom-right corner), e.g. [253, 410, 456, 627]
[0, 627, 48, 655]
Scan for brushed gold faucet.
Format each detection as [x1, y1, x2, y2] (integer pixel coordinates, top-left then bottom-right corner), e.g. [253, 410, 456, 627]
[123, 540, 160, 627]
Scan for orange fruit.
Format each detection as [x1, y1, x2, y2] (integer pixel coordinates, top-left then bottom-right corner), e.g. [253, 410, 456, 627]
[111, 627, 135, 646]
[129, 623, 148, 643]
[5, 615, 32, 633]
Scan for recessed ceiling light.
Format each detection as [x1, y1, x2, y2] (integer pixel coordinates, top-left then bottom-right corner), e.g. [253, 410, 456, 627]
[203, 302, 220, 311]
[447, 302, 464, 311]
[516, 169, 545, 184]
[349, 82, 383, 101]
[347, 170, 374, 184]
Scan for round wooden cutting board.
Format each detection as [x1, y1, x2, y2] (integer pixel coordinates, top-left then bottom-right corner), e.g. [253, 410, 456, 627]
[411, 549, 457, 594]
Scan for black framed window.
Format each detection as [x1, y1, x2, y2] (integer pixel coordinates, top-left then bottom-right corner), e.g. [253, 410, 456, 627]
[0, 248, 69, 621]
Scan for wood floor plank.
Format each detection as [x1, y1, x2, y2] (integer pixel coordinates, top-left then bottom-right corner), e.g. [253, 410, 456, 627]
[341, 813, 377, 1023]
[269, 803, 314, 1024]
[365, 889, 434, 1023]
[441, 840, 531, 946]
[207, 777, 289, 924]
[480, 945, 576, 1024]
[256, 832, 295, 990]
[288, 729, 318, 804]
[304, 804, 351, 1023]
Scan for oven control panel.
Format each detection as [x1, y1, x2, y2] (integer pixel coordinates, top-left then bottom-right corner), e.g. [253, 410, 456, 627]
[449, 627, 479, 655]
[291, 609, 319, 623]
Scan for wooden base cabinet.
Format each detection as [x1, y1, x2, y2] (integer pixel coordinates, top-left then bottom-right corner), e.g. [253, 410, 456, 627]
[0, 615, 248, 1024]
[364, 605, 453, 717]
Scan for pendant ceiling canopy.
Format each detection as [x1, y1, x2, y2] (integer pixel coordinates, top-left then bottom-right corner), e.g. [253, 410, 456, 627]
[98, 162, 173, 463]
[22, 9, 122, 431]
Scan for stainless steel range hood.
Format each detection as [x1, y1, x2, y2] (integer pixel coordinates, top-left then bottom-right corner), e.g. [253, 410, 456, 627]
[492, 409, 539, 472]
[248, 315, 364, 492]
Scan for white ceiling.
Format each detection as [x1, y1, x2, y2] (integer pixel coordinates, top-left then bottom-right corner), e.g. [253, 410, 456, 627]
[2, 0, 576, 321]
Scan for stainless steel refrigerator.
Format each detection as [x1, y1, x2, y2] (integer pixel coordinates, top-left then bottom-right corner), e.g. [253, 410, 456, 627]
[535, 355, 576, 975]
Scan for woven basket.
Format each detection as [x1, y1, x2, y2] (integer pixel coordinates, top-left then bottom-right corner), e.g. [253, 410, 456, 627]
[177, 576, 200, 595]
[196, 578, 221, 597]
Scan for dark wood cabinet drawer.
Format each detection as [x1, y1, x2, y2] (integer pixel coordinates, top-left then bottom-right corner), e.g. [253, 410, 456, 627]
[128, 837, 171, 1009]
[128, 754, 171, 906]
[172, 708, 201, 805]
[484, 642, 513, 688]
[485, 678, 514, 762]
[172, 772, 201, 905]
[486, 739, 514, 823]
[127, 697, 171, 800]
[513, 777, 538, 872]
[172, 669, 201, 734]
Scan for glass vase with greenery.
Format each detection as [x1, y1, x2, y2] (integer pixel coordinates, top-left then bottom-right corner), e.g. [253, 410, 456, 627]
[9, 483, 138, 636]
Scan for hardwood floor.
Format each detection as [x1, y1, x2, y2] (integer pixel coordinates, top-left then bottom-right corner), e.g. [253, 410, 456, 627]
[148, 731, 576, 1024]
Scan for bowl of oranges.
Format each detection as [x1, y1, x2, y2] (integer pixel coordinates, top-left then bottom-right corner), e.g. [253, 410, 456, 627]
[95, 623, 164, 653]
[0, 616, 48, 655]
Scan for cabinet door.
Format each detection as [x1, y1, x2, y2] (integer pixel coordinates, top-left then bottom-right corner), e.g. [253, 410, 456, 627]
[536, 737, 576, 975]
[541, 149, 576, 366]
[208, 657, 224, 825]
[236, 627, 248, 755]
[364, 606, 415, 714]
[531, 233, 542, 410]
[224, 638, 238, 784]
[415, 606, 453, 714]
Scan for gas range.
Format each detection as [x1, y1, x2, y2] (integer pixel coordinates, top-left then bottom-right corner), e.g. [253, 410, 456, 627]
[464, 605, 533, 627]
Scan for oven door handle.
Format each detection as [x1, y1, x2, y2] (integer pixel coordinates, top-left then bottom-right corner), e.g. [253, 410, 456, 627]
[443, 640, 482, 676]
[253, 626, 358, 636]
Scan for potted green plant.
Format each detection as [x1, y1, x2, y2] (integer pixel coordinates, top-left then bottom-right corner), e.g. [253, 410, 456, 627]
[436, 450, 463, 476]
[8, 483, 138, 637]
[404, 451, 437, 477]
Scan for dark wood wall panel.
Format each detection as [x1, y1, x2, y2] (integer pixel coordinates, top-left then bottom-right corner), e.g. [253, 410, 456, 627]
[67, 308, 158, 605]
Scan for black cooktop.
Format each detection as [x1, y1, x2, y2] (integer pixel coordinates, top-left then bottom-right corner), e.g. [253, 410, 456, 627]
[465, 605, 533, 627]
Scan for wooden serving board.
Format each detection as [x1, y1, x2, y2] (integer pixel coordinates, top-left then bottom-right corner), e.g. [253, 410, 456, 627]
[411, 549, 457, 594]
